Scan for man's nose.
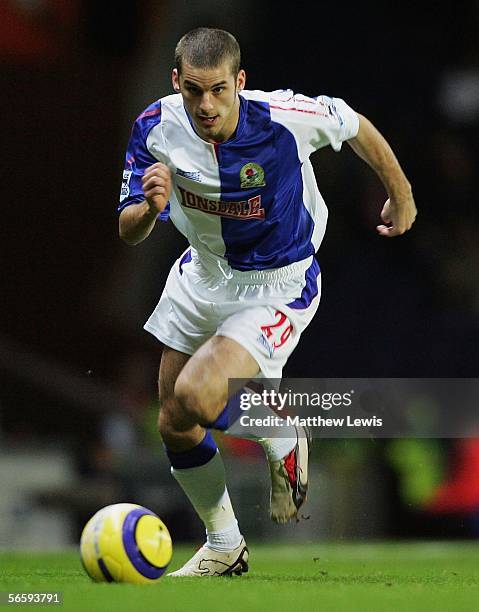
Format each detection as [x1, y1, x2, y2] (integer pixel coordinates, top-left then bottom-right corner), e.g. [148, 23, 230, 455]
[199, 93, 214, 113]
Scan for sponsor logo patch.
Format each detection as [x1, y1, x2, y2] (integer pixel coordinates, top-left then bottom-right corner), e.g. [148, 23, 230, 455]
[177, 186, 265, 220]
[120, 169, 132, 202]
[257, 333, 275, 358]
[176, 168, 203, 182]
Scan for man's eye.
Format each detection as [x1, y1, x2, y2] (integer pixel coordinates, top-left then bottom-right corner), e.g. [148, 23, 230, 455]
[213, 88, 224, 94]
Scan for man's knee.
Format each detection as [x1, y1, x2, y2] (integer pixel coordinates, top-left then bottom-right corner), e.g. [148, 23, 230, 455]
[174, 372, 226, 425]
[157, 397, 194, 450]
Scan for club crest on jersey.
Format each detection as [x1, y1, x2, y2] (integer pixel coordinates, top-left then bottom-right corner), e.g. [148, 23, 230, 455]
[240, 163, 265, 189]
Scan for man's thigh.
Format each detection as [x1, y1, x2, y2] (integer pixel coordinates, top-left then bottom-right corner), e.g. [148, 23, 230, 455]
[176, 335, 260, 422]
[164, 295, 320, 424]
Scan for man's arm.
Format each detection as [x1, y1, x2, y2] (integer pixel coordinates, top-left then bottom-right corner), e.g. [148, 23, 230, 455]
[119, 162, 172, 245]
[347, 114, 417, 237]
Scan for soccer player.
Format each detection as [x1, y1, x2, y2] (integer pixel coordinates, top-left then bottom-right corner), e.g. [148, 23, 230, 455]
[118, 27, 416, 577]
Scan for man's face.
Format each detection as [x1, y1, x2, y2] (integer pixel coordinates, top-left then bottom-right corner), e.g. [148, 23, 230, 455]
[172, 60, 246, 143]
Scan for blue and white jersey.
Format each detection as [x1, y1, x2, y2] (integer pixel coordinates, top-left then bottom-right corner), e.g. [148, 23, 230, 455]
[118, 89, 359, 271]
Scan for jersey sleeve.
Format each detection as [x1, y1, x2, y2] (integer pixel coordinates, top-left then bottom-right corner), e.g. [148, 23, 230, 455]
[117, 101, 170, 222]
[269, 90, 359, 161]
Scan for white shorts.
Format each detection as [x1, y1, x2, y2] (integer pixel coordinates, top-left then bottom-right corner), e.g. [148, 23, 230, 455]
[144, 248, 321, 379]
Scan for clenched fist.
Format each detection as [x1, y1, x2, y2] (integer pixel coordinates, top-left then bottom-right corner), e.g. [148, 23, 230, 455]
[142, 162, 172, 213]
[376, 193, 417, 237]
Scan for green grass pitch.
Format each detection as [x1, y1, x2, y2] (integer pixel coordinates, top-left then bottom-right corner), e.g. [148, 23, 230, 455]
[1, 542, 479, 612]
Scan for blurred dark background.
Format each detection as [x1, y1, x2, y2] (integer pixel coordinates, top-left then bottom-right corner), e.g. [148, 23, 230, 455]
[1, 0, 479, 547]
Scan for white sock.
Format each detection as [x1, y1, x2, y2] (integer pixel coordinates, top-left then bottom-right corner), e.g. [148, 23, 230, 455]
[206, 520, 242, 552]
[225, 393, 297, 461]
[259, 436, 297, 462]
[171, 450, 242, 551]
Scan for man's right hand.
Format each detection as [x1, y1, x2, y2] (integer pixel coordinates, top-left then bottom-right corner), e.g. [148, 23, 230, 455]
[142, 162, 172, 213]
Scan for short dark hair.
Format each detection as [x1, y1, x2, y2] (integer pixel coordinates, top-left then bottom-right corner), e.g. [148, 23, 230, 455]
[175, 28, 241, 76]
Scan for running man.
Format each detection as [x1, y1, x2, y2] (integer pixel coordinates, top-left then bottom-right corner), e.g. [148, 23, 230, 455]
[118, 27, 416, 576]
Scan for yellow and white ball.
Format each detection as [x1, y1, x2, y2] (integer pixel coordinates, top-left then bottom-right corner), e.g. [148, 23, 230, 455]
[80, 503, 172, 584]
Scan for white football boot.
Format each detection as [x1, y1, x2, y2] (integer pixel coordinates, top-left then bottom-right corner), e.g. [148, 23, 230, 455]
[269, 426, 311, 523]
[167, 538, 249, 577]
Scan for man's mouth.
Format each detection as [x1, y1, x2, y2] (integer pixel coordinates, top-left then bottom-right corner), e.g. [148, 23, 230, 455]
[198, 115, 219, 127]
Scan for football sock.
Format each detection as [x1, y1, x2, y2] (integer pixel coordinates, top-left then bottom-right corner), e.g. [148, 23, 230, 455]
[169, 434, 242, 551]
[258, 436, 297, 462]
[205, 519, 242, 552]
[166, 429, 217, 468]
[210, 388, 297, 461]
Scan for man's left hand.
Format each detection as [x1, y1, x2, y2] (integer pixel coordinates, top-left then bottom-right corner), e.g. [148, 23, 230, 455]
[376, 193, 417, 237]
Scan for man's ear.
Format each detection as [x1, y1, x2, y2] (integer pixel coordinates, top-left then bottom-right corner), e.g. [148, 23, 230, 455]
[172, 68, 180, 92]
[237, 69, 246, 92]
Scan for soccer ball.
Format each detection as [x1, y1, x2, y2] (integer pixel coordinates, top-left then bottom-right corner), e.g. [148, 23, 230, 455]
[80, 503, 172, 584]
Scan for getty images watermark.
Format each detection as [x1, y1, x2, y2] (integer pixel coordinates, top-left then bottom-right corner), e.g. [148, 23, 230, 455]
[226, 378, 479, 438]
[238, 388, 383, 429]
